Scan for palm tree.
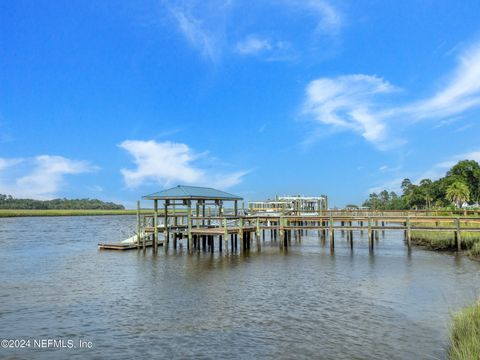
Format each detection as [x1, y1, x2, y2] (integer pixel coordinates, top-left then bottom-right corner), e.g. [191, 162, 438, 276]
[446, 181, 470, 208]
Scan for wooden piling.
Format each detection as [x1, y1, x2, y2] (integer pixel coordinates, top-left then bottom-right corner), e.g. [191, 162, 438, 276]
[223, 218, 228, 253]
[455, 217, 461, 251]
[256, 217, 261, 251]
[153, 199, 158, 253]
[368, 217, 373, 251]
[406, 216, 411, 249]
[187, 201, 192, 253]
[279, 216, 285, 249]
[136, 200, 141, 250]
[239, 218, 244, 253]
[164, 201, 169, 253]
[329, 214, 334, 252]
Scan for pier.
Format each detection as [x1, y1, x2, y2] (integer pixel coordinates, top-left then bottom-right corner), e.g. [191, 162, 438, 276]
[98, 185, 480, 253]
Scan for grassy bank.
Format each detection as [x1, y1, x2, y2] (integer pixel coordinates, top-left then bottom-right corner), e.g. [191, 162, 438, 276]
[0, 209, 153, 217]
[449, 300, 480, 360]
[411, 221, 480, 258]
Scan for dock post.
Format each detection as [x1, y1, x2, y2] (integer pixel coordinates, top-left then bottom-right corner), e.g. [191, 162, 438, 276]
[256, 217, 261, 251]
[279, 216, 285, 249]
[329, 214, 334, 252]
[239, 218, 244, 253]
[368, 217, 373, 251]
[136, 200, 141, 249]
[375, 220, 379, 241]
[153, 199, 158, 253]
[164, 201, 169, 253]
[187, 201, 192, 253]
[223, 218, 228, 253]
[406, 216, 411, 249]
[349, 221, 353, 250]
[196, 202, 200, 230]
[173, 203, 177, 227]
[455, 217, 461, 251]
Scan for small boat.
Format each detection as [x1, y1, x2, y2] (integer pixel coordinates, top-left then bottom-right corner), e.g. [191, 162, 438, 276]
[121, 232, 148, 244]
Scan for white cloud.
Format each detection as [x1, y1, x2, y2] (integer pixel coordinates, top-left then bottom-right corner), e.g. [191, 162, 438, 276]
[303, 40, 480, 147]
[0, 155, 97, 199]
[369, 150, 480, 195]
[162, 0, 342, 62]
[417, 150, 480, 181]
[235, 35, 295, 61]
[0, 158, 22, 171]
[292, 0, 342, 35]
[169, 8, 219, 62]
[303, 74, 396, 144]
[407, 43, 480, 119]
[236, 36, 272, 55]
[119, 140, 248, 189]
[368, 177, 404, 195]
[164, 0, 233, 63]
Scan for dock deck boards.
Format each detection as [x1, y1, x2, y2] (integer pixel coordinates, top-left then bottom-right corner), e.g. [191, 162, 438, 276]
[98, 240, 163, 250]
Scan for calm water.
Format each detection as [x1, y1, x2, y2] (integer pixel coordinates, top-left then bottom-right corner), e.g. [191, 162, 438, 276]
[1, 216, 479, 359]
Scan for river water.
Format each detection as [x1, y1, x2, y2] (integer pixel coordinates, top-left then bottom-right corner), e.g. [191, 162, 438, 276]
[0, 215, 479, 359]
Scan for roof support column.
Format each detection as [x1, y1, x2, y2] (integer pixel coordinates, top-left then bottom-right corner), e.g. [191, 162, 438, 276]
[153, 199, 158, 253]
[187, 200, 192, 253]
[164, 200, 169, 253]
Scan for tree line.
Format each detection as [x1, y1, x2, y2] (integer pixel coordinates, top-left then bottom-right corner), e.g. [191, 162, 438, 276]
[0, 195, 125, 210]
[362, 160, 480, 210]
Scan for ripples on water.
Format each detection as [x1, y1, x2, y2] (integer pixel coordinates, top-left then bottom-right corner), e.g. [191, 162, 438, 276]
[0, 216, 479, 359]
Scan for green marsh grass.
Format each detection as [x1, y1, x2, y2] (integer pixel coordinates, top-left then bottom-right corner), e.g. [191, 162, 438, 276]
[411, 220, 480, 257]
[449, 300, 480, 360]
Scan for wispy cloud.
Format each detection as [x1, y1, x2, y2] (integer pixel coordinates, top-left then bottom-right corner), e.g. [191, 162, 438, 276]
[368, 150, 480, 195]
[162, 0, 342, 62]
[0, 156, 97, 199]
[302, 40, 480, 148]
[235, 36, 272, 55]
[163, 0, 233, 63]
[303, 74, 397, 146]
[289, 0, 342, 35]
[368, 177, 405, 195]
[119, 139, 248, 189]
[417, 150, 480, 181]
[406, 42, 480, 119]
[235, 35, 295, 61]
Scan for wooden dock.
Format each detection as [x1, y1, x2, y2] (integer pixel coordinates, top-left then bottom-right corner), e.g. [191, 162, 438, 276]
[99, 209, 480, 254]
[96, 185, 480, 253]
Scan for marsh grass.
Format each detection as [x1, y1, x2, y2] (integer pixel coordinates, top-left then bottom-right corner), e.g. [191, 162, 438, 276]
[449, 300, 480, 360]
[411, 221, 480, 257]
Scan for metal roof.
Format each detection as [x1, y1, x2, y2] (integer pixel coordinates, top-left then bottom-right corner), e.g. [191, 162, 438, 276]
[142, 185, 243, 201]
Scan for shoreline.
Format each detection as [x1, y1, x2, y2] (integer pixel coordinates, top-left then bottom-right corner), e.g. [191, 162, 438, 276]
[0, 209, 150, 217]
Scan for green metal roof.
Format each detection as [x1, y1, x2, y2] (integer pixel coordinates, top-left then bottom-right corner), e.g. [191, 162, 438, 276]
[142, 185, 243, 201]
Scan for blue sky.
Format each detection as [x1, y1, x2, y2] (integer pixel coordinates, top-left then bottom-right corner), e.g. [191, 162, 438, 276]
[1, 0, 480, 208]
